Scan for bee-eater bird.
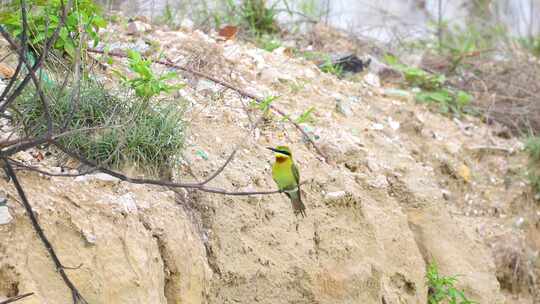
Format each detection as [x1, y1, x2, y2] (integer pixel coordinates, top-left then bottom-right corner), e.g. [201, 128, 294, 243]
[267, 146, 306, 217]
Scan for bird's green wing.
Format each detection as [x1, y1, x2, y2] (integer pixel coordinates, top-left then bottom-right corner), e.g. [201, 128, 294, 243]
[292, 162, 300, 185]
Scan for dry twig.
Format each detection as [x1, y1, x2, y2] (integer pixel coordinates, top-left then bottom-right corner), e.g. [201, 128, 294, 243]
[0, 292, 34, 304]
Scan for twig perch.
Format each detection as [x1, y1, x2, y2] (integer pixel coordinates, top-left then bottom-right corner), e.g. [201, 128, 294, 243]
[53, 140, 282, 196]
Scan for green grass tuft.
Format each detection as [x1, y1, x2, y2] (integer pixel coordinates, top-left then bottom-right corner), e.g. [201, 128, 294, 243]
[12, 78, 185, 174]
[426, 262, 477, 304]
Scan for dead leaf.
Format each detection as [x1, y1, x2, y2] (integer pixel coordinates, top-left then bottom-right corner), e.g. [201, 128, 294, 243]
[218, 25, 238, 41]
[0, 63, 15, 79]
[33, 151, 45, 162]
[283, 47, 295, 58]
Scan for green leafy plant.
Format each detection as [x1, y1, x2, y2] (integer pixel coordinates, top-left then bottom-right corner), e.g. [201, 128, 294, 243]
[426, 263, 477, 304]
[251, 95, 276, 113]
[385, 54, 472, 116]
[295, 107, 316, 124]
[320, 59, 343, 77]
[298, 51, 344, 77]
[403, 66, 445, 90]
[0, 0, 107, 57]
[319, 56, 343, 77]
[115, 50, 183, 101]
[416, 89, 472, 115]
[250, 95, 278, 122]
[385, 54, 445, 90]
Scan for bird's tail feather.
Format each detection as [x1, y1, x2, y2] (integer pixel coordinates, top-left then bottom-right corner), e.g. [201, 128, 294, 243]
[286, 189, 306, 217]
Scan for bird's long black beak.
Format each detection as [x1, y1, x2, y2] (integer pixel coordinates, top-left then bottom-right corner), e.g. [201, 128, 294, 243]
[266, 147, 279, 153]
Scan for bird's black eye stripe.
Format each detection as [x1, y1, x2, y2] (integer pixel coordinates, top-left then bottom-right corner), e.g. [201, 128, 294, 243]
[276, 150, 291, 156]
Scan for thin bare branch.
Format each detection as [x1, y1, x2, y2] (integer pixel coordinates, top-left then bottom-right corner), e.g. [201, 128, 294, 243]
[53, 140, 282, 196]
[8, 158, 95, 177]
[0, 292, 34, 304]
[2, 159, 88, 304]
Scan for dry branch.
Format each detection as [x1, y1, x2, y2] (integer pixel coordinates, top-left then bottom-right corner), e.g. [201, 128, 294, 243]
[0, 292, 34, 304]
[2, 160, 88, 304]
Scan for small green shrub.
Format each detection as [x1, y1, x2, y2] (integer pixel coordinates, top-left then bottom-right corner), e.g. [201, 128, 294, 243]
[0, 0, 107, 57]
[12, 79, 185, 174]
[426, 263, 477, 304]
[210, 0, 278, 36]
[385, 54, 473, 116]
[240, 0, 279, 35]
[294, 106, 316, 124]
[402, 66, 445, 91]
[416, 89, 472, 115]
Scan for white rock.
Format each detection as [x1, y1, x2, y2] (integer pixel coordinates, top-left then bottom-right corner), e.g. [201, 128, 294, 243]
[0, 206, 13, 225]
[364, 73, 381, 87]
[513, 217, 525, 229]
[369, 174, 389, 188]
[82, 229, 97, 244]
[441, 189, 451, 200]
[303, 68, 316, 79]
[366, 158, 381, 172]
[116, 193, 138, 213]
[336, 99, 353, 117]
[196, 79, 221, 93]
[324, 191, 347, 202]
[50, 167, 62, 174]
[259, 67, 293, 83]
[367, 55, 389, 74]
[387, 117, 400, 130]
[127, 20, 151, 35]
[74, 173, 120, 184]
